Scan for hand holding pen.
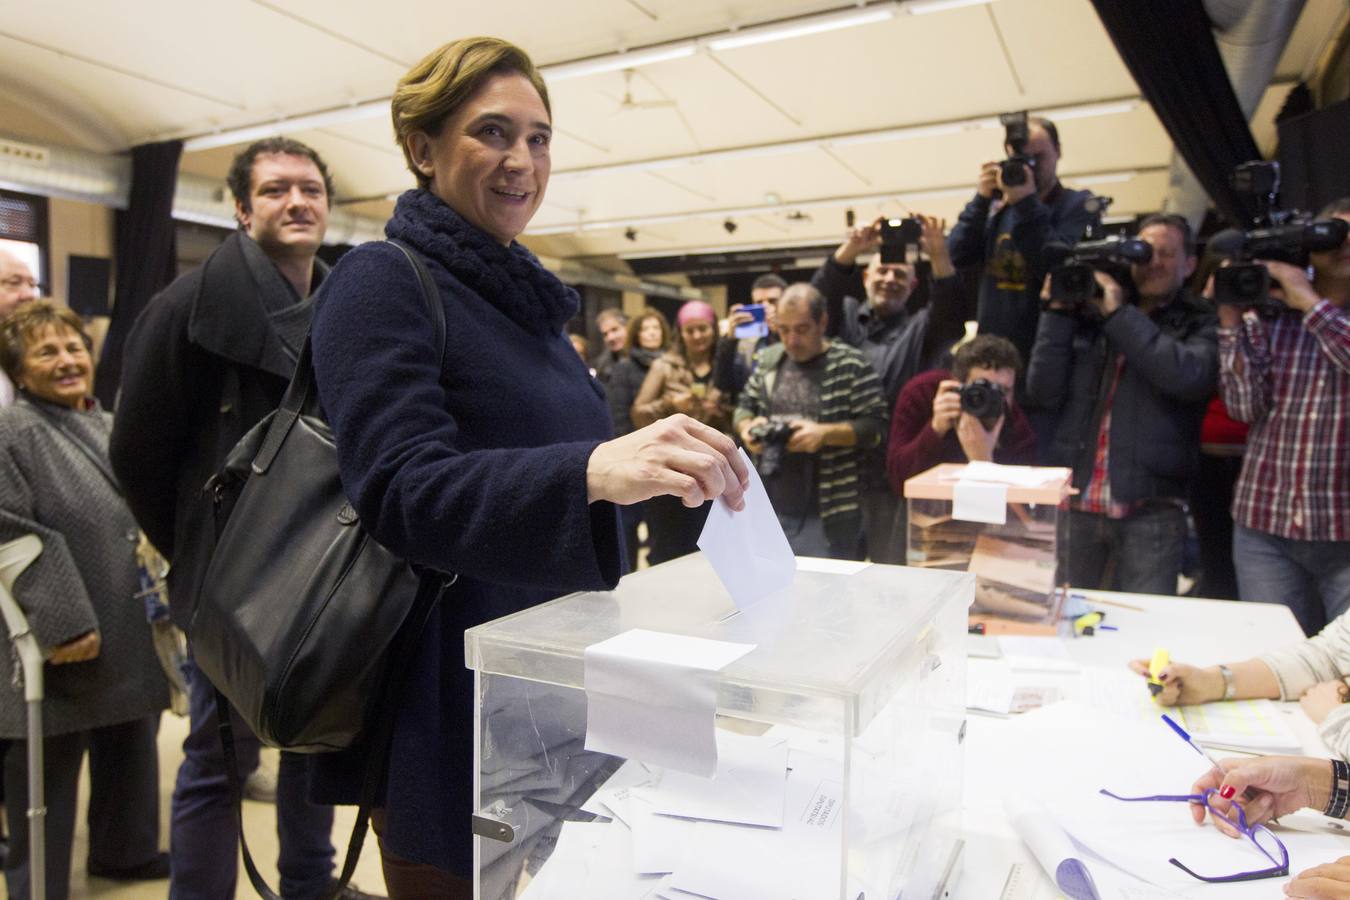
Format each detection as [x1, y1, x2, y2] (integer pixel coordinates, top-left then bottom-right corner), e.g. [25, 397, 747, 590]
[1186, 754, 1333, 835]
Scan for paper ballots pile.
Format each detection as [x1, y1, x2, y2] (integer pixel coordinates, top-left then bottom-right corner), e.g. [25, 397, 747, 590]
[519, 728, 846, 900]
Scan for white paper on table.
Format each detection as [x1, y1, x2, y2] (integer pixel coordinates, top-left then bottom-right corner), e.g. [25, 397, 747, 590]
[999, 636, 1081, 673]
[795, 556, 871, 575]
[961, 461, 1067, 487]
[968, 659, 1018, 714]
[1079, 667, 1302, 752]
[584, 630, 756, 777]
[668, 750, 844, 900]
[1006, 796, 1102, 900]
[953, 478, 1008, 524]
[697, 447, 797, 608]
[630, 729, 789, 828]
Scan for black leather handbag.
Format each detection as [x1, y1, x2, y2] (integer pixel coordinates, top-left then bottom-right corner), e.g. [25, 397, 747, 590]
[192, 239, 450, 753]
[191, 241, 452, 900]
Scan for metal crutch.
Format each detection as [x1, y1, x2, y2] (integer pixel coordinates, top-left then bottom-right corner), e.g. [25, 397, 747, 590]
[0, 535, 46, 900]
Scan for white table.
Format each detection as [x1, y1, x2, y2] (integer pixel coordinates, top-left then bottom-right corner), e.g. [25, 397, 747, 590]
[950, 590, 1323, 899]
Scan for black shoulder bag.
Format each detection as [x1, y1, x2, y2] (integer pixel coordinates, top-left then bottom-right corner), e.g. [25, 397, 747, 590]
[192, 240, 453, 899]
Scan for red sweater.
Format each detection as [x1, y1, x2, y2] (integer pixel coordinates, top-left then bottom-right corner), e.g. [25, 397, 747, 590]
[886, 368, 1038, 495]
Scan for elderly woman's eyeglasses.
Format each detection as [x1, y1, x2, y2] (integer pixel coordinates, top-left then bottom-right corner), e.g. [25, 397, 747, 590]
[1098, 787, 1289, 883]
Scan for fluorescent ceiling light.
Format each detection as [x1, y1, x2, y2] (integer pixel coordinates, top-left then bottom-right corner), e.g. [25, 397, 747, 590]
[184, 99, 388, 152]
[906, 0, 997, 14]
[543, 43, 697, 81]
[1075, 171, 1139, 186]
[707, 6, 896, 51]
[1047, 100, 1140, 120]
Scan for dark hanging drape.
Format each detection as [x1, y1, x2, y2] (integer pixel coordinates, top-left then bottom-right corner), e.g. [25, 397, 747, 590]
[1089, 0, 1263, 225]
[95, 139, 182, 408]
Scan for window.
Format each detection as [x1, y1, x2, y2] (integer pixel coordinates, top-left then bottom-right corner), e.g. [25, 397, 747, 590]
[0, 189, 50, 295]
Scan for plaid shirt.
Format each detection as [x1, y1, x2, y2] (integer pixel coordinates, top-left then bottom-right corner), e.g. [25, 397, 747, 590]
[1220, 300, 1350, 541]
[1076, 354, 1127, 517]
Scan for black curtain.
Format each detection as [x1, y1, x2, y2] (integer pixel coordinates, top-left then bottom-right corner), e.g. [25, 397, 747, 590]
[95, 139, 182, 407]
[1090, 0, 1262, 225]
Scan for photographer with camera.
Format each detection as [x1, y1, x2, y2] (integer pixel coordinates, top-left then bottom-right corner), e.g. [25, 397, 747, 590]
[734, 284, 887, 560]
[809, 213, 967, 561]
[1027, 214, 1217, 595]
[1218, 197, 1350, 636]
[948, 116, 1099, 449]
[886, 335, 1036, 491]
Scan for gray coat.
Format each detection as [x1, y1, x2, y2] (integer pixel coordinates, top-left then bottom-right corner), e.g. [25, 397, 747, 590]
[0, 396, 167, 737]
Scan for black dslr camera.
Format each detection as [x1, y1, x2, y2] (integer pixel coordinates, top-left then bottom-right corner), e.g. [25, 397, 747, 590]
[999, 111, 1035, 188]
[879, 217, 922, 265]
[1209, 162, 1348, 315]
[958, 378, 1006, 430]
[748, 420, 794, 477]
[1044, 235, 1153, 306]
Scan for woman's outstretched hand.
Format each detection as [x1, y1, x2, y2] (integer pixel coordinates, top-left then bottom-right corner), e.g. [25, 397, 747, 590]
[588, 414, 749, 510]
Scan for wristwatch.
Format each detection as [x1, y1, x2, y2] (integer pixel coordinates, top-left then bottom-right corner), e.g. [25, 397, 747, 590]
[1218, 664, 1236, 701]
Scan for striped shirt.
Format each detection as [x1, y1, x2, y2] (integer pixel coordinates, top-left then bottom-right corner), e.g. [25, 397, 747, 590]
[1220, 300, 1350, 541]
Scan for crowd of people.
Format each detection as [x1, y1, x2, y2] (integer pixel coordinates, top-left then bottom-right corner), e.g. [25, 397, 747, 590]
[0, 30, 1343, 900]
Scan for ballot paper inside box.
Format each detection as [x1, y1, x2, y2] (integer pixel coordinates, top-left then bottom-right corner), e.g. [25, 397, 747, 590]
[903, 463, 1072, 635]
[463, 553, 972, 900]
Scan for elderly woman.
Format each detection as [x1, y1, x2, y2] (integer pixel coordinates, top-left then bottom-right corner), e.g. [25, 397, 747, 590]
[309, 37, 747, 897]
[0, 301, 168, 899]
[632, 299, 736, 563]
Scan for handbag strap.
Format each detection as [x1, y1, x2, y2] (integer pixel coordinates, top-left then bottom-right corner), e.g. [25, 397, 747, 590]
[219, 576, 448, 900]
[252, 239, 445, 475]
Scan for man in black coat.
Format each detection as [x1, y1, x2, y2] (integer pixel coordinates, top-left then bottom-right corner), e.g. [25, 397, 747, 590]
[110, 138, 376, 900]
[1027, 214, 1217, 596]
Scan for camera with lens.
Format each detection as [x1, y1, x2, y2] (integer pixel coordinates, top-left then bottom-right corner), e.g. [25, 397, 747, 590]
[999, 111, 1036, 188]
[748, 419, 794, 478]
[1208, 162, 1348, 315]
[957, 378, 1006, 430]
[1043, 234, 1153, 307]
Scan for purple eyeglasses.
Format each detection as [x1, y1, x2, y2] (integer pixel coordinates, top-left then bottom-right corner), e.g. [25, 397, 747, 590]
[1098, 787, 1289, 883]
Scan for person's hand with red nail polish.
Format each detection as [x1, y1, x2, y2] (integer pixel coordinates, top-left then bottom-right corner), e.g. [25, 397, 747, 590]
[1126, 659, 1222, 705]
[1188, 755, 1335, 835]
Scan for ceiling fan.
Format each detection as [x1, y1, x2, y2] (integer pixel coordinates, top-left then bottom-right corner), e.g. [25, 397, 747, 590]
[612, 68, 678, 114]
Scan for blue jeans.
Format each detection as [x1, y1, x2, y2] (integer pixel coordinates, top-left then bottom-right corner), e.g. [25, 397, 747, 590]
[170, 658, 335, 900]
[1233, 525, 1350, 637]
[1065, 505, 1187, 595]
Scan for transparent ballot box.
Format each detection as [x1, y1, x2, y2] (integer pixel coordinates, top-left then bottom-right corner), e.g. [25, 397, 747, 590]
[465, 554, 972, 900]
[903, 463, 1071, 634]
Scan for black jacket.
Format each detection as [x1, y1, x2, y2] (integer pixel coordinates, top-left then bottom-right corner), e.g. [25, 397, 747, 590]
[948, 184, 1099, 403]
[108, 231, 320, 626]
[1026, 290, 1217, 504]
[605, 347, 659, 437]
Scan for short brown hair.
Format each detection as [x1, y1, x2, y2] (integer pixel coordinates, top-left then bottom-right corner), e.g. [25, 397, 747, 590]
[952, 334, 1022, 382]
[391, 37, 551, 190]
[628, 307, 671, 351]
[226, 138, 334, 214]
[0, 300, 93, 383]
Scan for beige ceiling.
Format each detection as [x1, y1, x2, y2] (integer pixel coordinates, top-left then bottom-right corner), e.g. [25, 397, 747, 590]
[0, 0, 1344, 262]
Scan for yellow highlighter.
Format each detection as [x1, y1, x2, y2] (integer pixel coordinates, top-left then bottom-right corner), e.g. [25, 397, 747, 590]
[1147, 648, 1170, 700]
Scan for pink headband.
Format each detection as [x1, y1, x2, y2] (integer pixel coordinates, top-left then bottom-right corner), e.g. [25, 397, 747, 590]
[676, 300, 716, 328]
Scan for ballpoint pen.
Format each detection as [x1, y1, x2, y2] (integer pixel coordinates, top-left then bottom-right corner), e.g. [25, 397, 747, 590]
[1161, 713, 1224, 773]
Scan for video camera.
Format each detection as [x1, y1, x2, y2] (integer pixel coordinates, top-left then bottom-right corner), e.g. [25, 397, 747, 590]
[999, 111, 1035, 188]
[1209, 161, 1350, 313]
[748, 420, 794, 478]
[1043, 234, 1153, 306]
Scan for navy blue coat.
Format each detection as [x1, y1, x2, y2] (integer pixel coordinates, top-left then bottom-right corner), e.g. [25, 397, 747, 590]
[309, 189, 622, 875]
